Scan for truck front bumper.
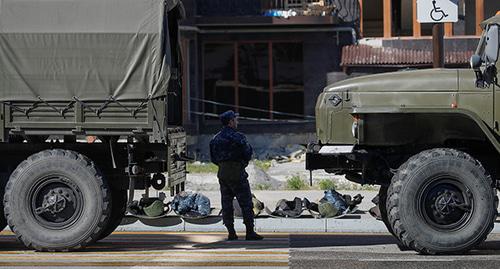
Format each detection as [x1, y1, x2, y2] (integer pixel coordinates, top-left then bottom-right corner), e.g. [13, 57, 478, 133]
[305, 143, 362, 172]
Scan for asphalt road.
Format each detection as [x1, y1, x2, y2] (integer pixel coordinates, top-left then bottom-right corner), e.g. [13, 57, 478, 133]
[2, 231, 500, 269]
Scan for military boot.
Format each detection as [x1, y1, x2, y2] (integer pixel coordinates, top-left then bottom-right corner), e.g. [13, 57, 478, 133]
[226, 224, 238, 241]
[245, 225, 263, 241]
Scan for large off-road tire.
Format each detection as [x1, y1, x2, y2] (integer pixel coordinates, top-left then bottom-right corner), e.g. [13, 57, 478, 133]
[378, 186, 395, 237]
[387, 148, 497, 254]
[0, 211, 5, 232]
[0, 178, 6, 231]
[4, 149, 111, 251]
[97, 189, 127, 240]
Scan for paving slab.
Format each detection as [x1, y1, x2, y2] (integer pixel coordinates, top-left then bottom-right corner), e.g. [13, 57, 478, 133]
[255, 217, 327, 233]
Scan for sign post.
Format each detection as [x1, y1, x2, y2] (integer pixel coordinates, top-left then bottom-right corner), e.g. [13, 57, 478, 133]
[432, 24, 444, 68]
[417, 0, 459, 68]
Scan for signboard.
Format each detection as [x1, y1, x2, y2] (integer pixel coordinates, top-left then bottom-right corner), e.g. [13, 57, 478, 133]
[417, 0, 458, 23]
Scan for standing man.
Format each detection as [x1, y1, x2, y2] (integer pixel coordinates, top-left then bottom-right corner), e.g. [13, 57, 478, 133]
[210, 110, 264, 241]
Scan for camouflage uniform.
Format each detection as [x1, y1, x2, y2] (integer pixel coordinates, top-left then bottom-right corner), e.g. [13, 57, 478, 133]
[210, 126, 254, 227]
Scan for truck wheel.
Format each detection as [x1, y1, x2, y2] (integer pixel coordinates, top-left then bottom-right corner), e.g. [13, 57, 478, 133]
[0, 212, 5, 232]
[0, 180, 6, 231]
[4, 149, 111, 251]
[378, 186, 395, 236]
[387, 148, 497, 254]
[97, 189, 127, 240]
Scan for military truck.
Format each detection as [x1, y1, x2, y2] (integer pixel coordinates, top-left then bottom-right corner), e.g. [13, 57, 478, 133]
[307, 13, 500, 254]
[0, 0, 187, 251]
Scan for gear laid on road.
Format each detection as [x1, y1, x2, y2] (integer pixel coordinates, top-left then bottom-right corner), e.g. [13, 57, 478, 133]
[264, 190, 363, 219]
[266, 197, 304, 218]
[307, 191, 363, 218]
[171, 191, 212, 219]
[233, 194, 265, 217]
[128, 193, 171, 219]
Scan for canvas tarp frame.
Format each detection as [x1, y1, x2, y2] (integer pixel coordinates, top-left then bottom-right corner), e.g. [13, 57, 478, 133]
[0, 0, 183, 103]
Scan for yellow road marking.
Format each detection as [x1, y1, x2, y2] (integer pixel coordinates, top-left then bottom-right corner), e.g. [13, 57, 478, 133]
[0, 231, 392, 237]
[109, 231, 388, 236]
[0, 261, 289, 267]
[94, 239, 289, 242]
[0, 255, 289, 261]
[0, 230, 292, 267]
[0, 250, 289, 255]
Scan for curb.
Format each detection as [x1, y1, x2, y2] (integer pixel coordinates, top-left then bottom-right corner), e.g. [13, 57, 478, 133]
[116, 215, 389, 233]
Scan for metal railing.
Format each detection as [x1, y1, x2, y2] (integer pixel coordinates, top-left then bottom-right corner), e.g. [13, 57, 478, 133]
[190, 97, 315, 123]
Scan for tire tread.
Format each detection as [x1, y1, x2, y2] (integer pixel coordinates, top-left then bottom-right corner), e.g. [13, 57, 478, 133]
[4, 149, 111, 252]
[387, 148, 497, 255]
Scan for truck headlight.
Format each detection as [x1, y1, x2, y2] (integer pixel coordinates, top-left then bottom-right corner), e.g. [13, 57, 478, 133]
[351, 115, 359, 139]
[352, 121, 358, 139]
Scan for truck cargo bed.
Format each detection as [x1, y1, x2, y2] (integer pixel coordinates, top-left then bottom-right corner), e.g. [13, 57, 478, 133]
[2, 99, 167, 138]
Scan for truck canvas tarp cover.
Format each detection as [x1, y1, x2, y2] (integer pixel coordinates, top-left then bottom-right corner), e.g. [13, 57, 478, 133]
[0, 0, 181, 102]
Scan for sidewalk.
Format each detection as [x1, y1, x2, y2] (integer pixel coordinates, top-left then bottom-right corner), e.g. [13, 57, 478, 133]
[120, 189, 500, 234]
[120, 190, 386, 233]
[117, 214, 388, 233]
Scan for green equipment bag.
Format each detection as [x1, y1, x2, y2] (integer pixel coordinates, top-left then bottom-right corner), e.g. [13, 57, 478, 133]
[318, 200, 339, 218]
[233, 194, 264, 217]
[143, 200, 166, 217]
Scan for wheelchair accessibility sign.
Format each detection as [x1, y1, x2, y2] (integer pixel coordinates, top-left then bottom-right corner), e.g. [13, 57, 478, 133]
[417, 0, 458, 23]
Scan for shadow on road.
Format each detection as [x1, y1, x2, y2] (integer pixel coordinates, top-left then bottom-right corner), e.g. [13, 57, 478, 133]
[289, 234, 398, 248]
[2, 232, 500, 255]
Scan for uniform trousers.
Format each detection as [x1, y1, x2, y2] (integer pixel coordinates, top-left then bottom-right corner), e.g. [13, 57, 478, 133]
[217, 162, 254, 227]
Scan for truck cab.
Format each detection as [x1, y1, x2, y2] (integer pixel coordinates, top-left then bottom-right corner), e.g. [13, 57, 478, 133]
[307, 13, 500, 254]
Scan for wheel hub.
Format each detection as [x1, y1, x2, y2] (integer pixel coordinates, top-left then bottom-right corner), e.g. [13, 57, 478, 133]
[30, 177, 83, 229]
[419, 178, 473, 230]
[35, 188, 72, 215]
[433, 190, 467, 216]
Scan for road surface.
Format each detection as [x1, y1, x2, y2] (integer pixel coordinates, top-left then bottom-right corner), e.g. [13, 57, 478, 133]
[2, 231, 500, 268]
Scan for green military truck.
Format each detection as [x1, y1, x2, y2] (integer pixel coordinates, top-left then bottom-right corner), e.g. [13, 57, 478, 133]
[307, 13, 500, 254]
[0, 0, 187, 251]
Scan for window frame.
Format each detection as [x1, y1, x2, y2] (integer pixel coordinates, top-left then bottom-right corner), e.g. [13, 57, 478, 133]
[201, 40, 304, 122]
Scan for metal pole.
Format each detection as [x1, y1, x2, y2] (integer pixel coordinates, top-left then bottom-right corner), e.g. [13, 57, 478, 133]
[432, 23, 444, 68]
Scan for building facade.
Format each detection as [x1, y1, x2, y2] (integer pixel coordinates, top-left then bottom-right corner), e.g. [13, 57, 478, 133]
[178, 0, 499, 159]
[180, 0, 357, 133]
